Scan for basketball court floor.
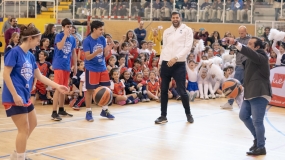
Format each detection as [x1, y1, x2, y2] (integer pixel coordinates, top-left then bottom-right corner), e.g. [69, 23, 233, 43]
[0, 63, 285, 160]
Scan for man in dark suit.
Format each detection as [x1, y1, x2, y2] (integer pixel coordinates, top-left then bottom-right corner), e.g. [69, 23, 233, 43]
[227, 37, 272, 156]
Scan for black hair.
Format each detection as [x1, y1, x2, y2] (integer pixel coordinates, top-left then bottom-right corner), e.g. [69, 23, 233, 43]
[40, 50, 49, 58]
[104, 33, 112, 38]
[223, 67, 228, 72]
[109, 68, 120, 80]
[61, 18, 73, 27]
[118, 55, 126, 61]
[40, 38, 49, 47]
[140, 40, 147, 46]
[188, 60, 195, 64]
[134, 58, 142, 65]
[90, 20, 104, 33]
[251, 37, 265, 49]
[121, 42, 129, 49]
[10, 18, 16, 22]
[171, 11, 181, 17]
[113, 40, 119, 44]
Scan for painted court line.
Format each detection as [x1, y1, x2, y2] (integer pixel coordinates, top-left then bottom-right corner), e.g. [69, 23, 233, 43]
[265, 106, 285, 137]
[41, 153, 65, 160]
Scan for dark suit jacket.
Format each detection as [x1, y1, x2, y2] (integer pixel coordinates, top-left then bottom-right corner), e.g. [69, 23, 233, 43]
[239, 46, 272, 99]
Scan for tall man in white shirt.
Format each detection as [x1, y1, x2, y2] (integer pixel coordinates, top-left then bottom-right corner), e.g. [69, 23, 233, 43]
[155, 11, 194, 124]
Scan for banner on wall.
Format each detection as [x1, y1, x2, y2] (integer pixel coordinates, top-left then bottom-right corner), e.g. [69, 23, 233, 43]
[269, 66, 285, 108]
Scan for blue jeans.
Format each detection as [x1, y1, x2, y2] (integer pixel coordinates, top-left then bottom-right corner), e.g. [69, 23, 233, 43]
[228, 66, 244, 105]
[239, 97, 268, 148]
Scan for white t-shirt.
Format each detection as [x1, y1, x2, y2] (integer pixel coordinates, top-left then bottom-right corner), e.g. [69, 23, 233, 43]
[80, 72, 86, 92]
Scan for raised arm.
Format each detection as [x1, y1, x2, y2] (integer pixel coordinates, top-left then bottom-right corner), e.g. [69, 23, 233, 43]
[236, 43, 268, 64]
[272, 40, 281, 57]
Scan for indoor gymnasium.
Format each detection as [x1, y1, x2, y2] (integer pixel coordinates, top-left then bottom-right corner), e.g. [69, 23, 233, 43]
[0, 0, 285, 160]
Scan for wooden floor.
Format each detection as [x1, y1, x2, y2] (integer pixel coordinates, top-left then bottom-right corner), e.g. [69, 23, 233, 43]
[0, 98, 285, 160]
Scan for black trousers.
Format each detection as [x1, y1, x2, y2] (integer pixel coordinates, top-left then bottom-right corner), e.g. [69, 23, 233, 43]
[160, 61, 191, 117]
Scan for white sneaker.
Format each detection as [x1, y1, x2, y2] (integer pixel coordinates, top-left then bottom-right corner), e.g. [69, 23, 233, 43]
[205, 95, 209, 100]
[220, 102, 233, 109]
[200, 94, 204, 99]
[191, 92, 197, 102]
[212, 94, 216, 99]
[208, 94, 212, 99]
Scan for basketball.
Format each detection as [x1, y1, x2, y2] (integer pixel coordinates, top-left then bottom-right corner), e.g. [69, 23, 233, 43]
[222, 78, 242, 99]
[93, 86, 113, 106]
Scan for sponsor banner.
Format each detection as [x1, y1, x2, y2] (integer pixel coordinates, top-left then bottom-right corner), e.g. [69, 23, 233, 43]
[269, 66, 285, 107]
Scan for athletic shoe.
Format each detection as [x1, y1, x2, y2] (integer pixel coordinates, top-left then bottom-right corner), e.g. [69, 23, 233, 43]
[133, 98, 139, 104]
[25, 157, 32, 160]
[86, 111, 94, 122]
[176, 96, 181, 100]
[200, 95, 204, 99]
[100, 109, 115, 119]
[186, 114, 194, 123]
[155, 116, 168, 124]
[72, 105, 80, 111]
[211, 94, 216, 99]
[69, 99, 77, 107]
[141, 99, 147, 102]
[117, 101, 126, 106]
[220, 102, 233, 109]
[51, 112, 62, 121]
[127, 99, 133, 104]
[58, 110, 73, 117]
[146, 98, 150, 102]
[205, 95, 209, 100]
[191, 92, 197, 102]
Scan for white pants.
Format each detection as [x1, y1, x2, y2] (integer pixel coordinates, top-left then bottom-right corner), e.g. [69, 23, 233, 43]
[240, 9, 251, 22]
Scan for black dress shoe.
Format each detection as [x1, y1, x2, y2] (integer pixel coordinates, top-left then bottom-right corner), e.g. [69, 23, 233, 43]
[249, 139, 257, 151]
[249, 137, 266, 151]
[246, 147, 266, 155]
[186, 114, 194, 123]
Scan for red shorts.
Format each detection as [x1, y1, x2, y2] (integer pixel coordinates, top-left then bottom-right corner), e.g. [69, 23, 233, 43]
[85, 69, 110, 89]
[54, 70, 70, 87]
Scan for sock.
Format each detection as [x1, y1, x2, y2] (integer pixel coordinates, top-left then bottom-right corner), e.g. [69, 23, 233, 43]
[86, 108, 92, 112]
[52, 110, 57, 114]
[102, 105, 108, 110]
[16, 153, 25, 160]
[128, 96, 134, 101]
[59, 107, 64, 112]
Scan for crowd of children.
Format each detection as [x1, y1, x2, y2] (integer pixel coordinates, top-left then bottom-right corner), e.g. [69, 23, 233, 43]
[5, 20, 284, 117]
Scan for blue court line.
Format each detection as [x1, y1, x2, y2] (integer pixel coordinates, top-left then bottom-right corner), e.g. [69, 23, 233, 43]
[41, 153, 65, 160]
[0, 109, 232, 159]
[265, 106, 285, 137]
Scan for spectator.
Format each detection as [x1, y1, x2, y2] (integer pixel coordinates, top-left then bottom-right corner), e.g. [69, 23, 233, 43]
[153, 0, 162, 20]
[4, 18, 20, 47]
[263, 27, 271, 43]
[71, 25, 83, 42]
[134, 21, 146, 46]
[148, 26, 162, 55]
[240, 0, 252, 23]
[231, 0, 243, 23]
[194, 28, 209, 46]
[188, 0, 198, 22]
[180, 0, 190, 21]
[209, 31, 221, 46]
[42, 23, 56, 48]
[160, 0, 171, 20]
[225, 0, 233, 22]
[2, 16, 11, 35]
[199, 0, 211, 22]
[273, 0, 281, 21]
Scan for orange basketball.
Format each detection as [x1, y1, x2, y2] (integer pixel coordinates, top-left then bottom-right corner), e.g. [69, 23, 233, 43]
[93, 86, 113, 106]
[222, 78, 242, 99]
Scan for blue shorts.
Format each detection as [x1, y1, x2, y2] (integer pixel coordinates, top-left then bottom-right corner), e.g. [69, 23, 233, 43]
[4, 104, 34, 117]
[85, 69, 110, 90]
[187, 81, 198, 91]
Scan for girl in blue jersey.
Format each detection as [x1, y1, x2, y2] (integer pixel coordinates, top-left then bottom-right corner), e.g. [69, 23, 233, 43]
[2, 25, 69, 160]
